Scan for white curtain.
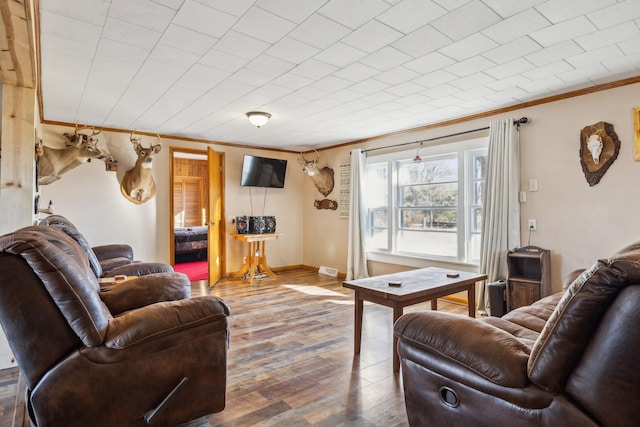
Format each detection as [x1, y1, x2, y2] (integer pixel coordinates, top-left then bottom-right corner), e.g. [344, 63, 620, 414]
[346, 149, 369, 280]
[478, 119, 521, 314]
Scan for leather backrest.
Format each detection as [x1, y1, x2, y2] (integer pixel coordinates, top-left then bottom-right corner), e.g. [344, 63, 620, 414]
[39, 215, 103, 277]
[528, 241, 640, 392]
[0, 226, 111, 346]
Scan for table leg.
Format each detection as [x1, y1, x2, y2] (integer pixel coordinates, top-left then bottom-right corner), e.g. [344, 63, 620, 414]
[248, 242, 258, 286]
[392, 304, 404, 372]
[468, 283, 476, 318]
[354, 291, 363, 355]
[431, 299, 438, 311]
[231, 242, 253, 278]
[257, 240, 277, 279]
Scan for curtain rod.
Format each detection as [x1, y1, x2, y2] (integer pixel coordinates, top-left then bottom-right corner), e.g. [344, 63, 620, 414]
[362, 117, 528, 154]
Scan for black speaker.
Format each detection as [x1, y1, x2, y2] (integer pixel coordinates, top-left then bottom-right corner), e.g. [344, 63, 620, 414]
[236, 216, 249, 234]
[265, 216, 276, 233]
[488, 280, 507, 317]
[249, 216, 267, 234]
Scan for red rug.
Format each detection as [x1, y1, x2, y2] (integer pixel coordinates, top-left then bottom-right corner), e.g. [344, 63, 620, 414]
[174, 260, 208, 281]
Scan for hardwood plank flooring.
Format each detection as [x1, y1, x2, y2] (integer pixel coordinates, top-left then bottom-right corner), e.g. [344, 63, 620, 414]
[0, 268, 471, 427]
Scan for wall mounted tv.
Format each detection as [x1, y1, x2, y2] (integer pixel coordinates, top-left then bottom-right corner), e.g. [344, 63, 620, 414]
[240, 154, 287, 188]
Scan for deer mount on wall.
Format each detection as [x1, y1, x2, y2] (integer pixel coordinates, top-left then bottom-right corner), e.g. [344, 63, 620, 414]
[579, 121, 620, 186]
[298, 150, 338, 210]
[120, 131, 162, 204]
[37, 125, 116, 185]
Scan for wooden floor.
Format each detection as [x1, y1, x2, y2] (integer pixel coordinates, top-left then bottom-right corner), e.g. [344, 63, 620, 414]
[0, 268, 470, 427]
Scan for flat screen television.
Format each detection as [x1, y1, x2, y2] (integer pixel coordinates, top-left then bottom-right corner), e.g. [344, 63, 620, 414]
[240, 154, 287, 188]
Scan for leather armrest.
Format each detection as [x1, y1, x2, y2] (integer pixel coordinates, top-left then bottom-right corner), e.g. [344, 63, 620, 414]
[100, 272, 190, 315]
[92, 244, 134, 262]
[394, 311, 531, 387]
[104, 262, 174, 278]
[104, 296, 230, 349]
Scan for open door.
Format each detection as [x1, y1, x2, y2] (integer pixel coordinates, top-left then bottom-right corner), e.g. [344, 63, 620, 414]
[207, 147, 224, 285]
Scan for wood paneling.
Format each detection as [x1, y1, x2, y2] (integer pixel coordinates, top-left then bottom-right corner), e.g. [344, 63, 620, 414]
[173, 158, 208, 228]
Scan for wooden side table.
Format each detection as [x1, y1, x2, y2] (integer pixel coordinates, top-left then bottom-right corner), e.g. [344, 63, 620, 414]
[231, 233, 282, 285]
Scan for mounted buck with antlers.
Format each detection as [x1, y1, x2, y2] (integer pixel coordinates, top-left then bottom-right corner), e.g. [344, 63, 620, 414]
[298, 150, 335, 197]
[120, 131, 162, 204]
[38, 125, 115, 185]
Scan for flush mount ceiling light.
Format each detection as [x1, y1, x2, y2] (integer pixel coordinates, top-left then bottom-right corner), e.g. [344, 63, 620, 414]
[246, 111, 271, 128]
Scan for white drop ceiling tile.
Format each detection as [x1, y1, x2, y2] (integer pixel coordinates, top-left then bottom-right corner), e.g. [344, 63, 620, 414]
[405, 51, 455, 74]
[109, 0, 176, 33]
[386, 81, 428, 97]
[431, 1, 501, 41]
[575, 21, 640, 51]
[40, 10, 102, 46]
[430, 95, 463, 108]
[361, 91, 399, 105]
[335, 62, 381, 82]
[292, 86, 332, 101]
[195, 0, 254, 17]
[482, 9, 549, 44]
[375, 66, 421, 85]
[439, 33, 498, 61]
[478, 0, 546, 18]
[313, 43, 368, 67]
[40, 0, 109, 26]
[392, 93, 431, 106]
[413, 69, 457, 87]
[178, 64, 229, 91]
[229, 68, 274, 87]
[525, 40, 584, 67]
[151, 0, 185, 10]
[255, 0, 324, 23]
[102, 17, 162, 50]
[529, 16, 595, 48]
[485, 74, 531, 91]
[149, 44, 200, 67]
[445, 55, 496, 77]
[214, 31, 271, 60]
[271, 73, 314, 90]
[310, 76, 354, 93]
[593, 62, 640, 83]
[484, 57, 536, 79]
[233, 7, 297, 44]
[40, 33, 96, 60]
[376, 0, 447, 34]
[565, 45, 624, 68]
[290, 59, 338, 80]
[159, 24, 218, 55]
[360, 47, 412, 71]
[246, 55, 296, 78]
[536, 0, 617, 24]
[516, 74, 565, 94]
[556, 63, 610, 83]
[392, 25, 452, 58]
[97, 38, 150, 66]
[91, 55, 141, 78]
[172, 0, 236, 38]
[449, 72, 495, 90]
[199, 49, 249, 73]
[342, 20, 404, 53]
[486, 86, 530, 103]
[327, 88, 366, 102]
[319, 0, 391, 30]
[421, 83, 460, 98]
[289, 14, 351, 49]
[522, 60, 573, 80]
[586, 0, 640, 30]
[618, 35, 640, 54]
[455, 86, 495, 101]
[266, 37, 321, 64]
[349, 78, 391, 95]
[432, 0, 474, 12]
[482, 36, 541, 64]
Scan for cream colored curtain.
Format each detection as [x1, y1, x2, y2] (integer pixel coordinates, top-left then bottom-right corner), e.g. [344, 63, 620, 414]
[346, 149, 369, 280]
[478, 119, 521, 315]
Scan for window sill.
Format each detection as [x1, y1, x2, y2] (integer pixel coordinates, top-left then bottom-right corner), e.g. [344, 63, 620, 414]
[367, 251, 480, 272]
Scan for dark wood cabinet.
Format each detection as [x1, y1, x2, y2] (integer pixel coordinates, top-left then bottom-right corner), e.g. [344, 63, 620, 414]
[506, 246, 551, 311]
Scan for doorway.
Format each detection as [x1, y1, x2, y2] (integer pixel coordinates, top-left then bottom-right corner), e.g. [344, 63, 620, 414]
[170, 147, 225, 284]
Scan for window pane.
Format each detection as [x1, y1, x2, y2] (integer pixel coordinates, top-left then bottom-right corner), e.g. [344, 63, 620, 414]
[397, 230, 457, 257]
[398, 156, 457, 185]
[400, 183, 458, 207]
[400, 209, 457, 230]
[367, 228, 388, 251]
[366, 163, 387, 207]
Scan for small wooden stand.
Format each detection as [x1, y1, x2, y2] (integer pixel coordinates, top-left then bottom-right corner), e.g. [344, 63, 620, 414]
[231, 233, 282, 285]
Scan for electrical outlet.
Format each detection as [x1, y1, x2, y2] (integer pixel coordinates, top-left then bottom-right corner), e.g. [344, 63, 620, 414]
[528, 219, 537, 231]
[228, 215, 236, 223]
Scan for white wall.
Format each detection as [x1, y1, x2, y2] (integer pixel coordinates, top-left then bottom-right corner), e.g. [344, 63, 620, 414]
[38, 124, 304, 273]
[303, 82, 640, 293]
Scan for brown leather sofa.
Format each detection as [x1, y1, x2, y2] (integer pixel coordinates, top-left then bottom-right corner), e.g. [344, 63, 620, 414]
[394, 242, 640, 427]
[39, 214, 174, 278]
[0, 225, 230, 426]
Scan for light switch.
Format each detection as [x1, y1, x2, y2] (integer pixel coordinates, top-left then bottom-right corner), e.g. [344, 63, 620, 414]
[519, 191, 526, 203]
[528, 179, 538, 192]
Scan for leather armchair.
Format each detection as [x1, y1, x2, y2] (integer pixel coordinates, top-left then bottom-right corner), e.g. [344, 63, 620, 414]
[39, 214, 174, 277]
[0, 225, 229, 426]
[394, 242, 640, 427]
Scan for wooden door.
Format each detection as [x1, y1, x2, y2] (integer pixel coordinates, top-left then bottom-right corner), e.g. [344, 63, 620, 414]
[207, 147, 224, 285]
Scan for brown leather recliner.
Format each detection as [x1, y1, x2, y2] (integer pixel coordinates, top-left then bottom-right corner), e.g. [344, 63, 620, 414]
[394, 241, 640, 427]
[39, 214, 174, 278]
[0, 225, 230, 426]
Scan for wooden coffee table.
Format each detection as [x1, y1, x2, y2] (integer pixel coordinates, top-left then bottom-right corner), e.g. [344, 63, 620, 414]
[343, 267, 487, 371]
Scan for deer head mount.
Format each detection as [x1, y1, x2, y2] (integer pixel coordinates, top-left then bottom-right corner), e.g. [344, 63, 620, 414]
[120, 131, 162, 204]
[37, 125, 116, 185]
[298, 149, 334, 197]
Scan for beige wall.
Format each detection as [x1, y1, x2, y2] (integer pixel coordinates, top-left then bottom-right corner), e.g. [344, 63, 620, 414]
[302, 82, 640, 293]
[38, 124, 304, 273]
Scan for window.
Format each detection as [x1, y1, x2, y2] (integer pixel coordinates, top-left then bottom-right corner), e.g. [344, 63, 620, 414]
[364, 137, 487, 264]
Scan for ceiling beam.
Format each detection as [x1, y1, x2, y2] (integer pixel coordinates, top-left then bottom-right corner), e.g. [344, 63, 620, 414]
[0, 0, 36, 89]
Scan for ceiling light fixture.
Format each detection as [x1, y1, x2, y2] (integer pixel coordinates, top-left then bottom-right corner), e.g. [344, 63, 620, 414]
[413, 142, 423, 163]
[246, 111, 271, 128]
